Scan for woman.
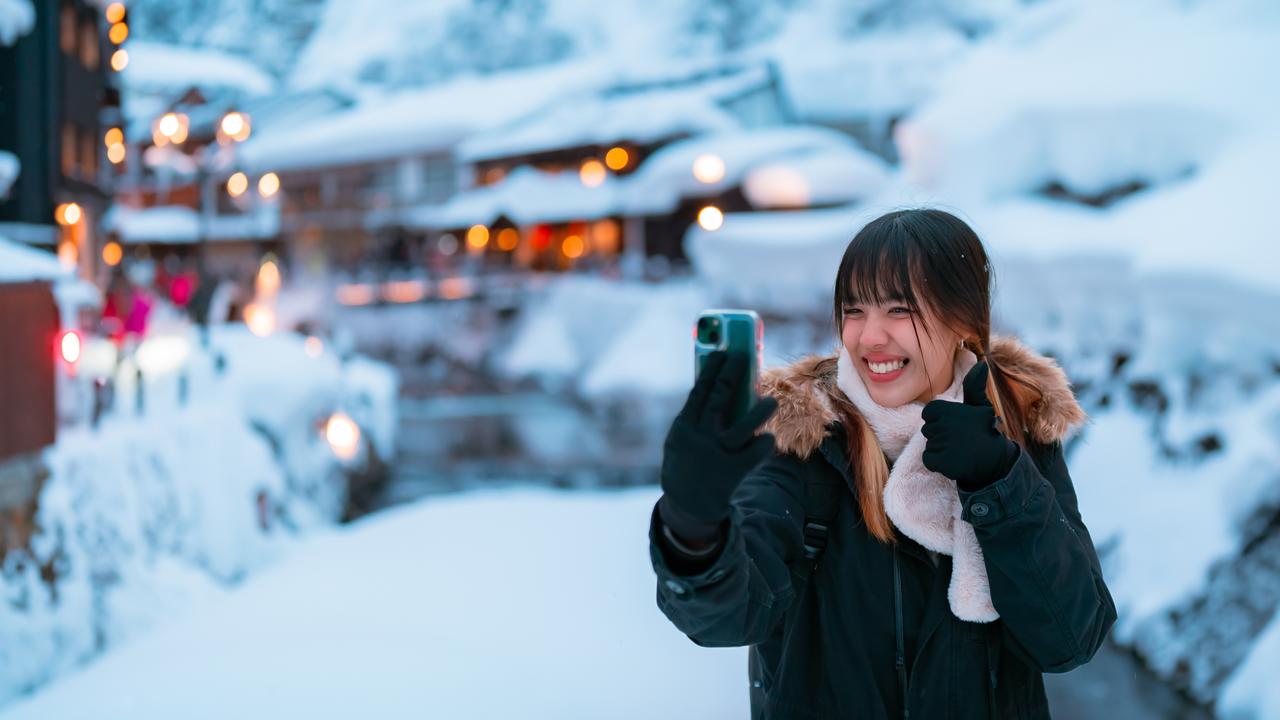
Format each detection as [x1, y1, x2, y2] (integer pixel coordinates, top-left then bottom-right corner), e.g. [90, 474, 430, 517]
[650, 209, 1116, 719]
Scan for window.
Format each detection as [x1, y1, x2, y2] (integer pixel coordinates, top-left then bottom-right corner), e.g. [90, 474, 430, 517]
[422, 157, 456, 203]
[79, 19, 99, 70]
[61, 123, 77, 178]
[80, 127, 97, 180]
[59, 4, 77, 55]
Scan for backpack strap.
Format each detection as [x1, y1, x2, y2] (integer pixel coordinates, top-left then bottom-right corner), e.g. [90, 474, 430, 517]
[792, 466, 845, 582]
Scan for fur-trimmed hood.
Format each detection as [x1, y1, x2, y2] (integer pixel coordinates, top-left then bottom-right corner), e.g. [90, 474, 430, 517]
[759, 335, 1086, 458]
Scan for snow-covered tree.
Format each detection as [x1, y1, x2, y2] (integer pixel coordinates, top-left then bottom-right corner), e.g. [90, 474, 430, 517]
[684, 0, 796, 54]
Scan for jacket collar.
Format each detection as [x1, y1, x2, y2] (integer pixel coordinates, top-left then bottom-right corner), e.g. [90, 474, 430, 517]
[759, 335, 1086, 457]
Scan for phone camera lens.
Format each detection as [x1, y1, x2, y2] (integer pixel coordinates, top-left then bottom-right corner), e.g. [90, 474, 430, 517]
[708, 331, 719, 344]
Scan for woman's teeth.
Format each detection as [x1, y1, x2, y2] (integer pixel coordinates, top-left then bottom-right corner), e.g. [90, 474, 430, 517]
[869, 359, 908, 374]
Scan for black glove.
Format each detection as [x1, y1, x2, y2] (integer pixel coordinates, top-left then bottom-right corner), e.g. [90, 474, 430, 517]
[659, 351, 778, 541]
[921, 362, 1020, 492]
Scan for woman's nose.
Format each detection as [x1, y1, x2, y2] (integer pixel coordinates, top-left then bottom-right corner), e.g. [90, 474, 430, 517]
[859, 315, 889, 346]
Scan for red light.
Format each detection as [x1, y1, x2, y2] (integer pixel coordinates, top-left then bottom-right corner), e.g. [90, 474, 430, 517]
[532, 225, 552, 252]
[59, 330, 82, 364]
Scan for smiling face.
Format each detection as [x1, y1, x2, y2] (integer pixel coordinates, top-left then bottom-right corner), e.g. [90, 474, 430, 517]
[841, 297, 961, 407]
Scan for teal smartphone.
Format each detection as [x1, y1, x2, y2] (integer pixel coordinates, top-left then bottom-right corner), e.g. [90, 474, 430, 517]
[694, 309, 764, 424]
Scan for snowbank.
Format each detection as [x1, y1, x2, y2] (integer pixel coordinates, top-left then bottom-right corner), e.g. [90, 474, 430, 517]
[0, 327, 399, 708]
[0, 488, 748, 720]
[896, 0, 1280, 201]
[1220, 614, 1280, 719]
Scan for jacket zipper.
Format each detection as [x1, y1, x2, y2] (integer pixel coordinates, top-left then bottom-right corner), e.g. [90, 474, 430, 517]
[894, 549, 909, 720]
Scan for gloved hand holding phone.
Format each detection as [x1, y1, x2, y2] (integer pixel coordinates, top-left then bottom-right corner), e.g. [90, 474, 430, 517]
[659, 350, 778, 545]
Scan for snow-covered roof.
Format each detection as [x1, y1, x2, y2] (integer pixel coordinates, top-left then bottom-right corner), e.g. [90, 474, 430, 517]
[622, 125, 886, 214]
[406, 167, 624, 229]
[123, 41, 276, 97]
[103, 205, 280, 244]
[0, 235, 71, 282]
[402, 125, 885, 229]
[0, 0, 33, 46]
[895, 1, 1280, 200]
[456, 68, 770, 164]
[239, 62, 608, 174]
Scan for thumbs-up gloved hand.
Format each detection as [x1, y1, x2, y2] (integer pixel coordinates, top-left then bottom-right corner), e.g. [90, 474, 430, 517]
[921, 362, 1021, 492]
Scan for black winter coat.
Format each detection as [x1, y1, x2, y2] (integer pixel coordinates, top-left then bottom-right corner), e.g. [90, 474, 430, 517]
[650, 340, 1117, 719]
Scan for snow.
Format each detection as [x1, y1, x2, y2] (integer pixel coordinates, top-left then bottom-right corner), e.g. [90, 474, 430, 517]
[240, 61, 608, 173]
[0, 0, 32, 46]
[684, 205, 863, 315]
[0, 236, 71, 282]
[454, 67, 769, 164]
[763, 26, 970, 121]
[122, 41, 276, 96]
[0, 488, 747, 720]
[623, 125, 887, 215]
[579, 283, 711, 399]
[895, 0, 1280, 201]
[411, 125, 884, 230]
[411, 166, 626, 229]
[104, 205, 201, 244]
[1220, 614, 1280, 719]
[0, 326, 399, 706]
[0, 150, 17, 197]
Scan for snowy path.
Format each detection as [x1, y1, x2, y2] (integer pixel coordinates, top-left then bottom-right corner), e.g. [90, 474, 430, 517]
[0, 488, 748, 720]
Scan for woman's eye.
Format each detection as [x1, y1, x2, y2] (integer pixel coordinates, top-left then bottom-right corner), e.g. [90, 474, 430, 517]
[842, 307, 860, 316]
[890, 307, 911, 315]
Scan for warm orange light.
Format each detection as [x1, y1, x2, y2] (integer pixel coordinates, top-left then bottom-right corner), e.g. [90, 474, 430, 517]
[697, 205, 724, 231]
[605, 147, 629, 171]
[56, 202, 82, 226]
[382, 280, 426, 304]
[336, 283, 376, 306]
[221, 112, 251, 142]
[438, 277, 473, 300]
[562, 234, 584, 259]
[59, 330, 82, 364]
[693, 154, 726, 184]
[105, 3, 125, 24]
[579, 159, 606, 188]
[304, 336, 324, 358]
[221, 112, 244, 137]
[256, 259, 281, 297]
[104, 128, 123, 147]
[496, 227, 519, 251]
[591, 219, 620, 254]
[324, 412, 361, 461]
[227, 171, 249, 197]
[108, 22, 128, 44]
[158, 113, 180, 138]
[57, 241, 77, 267]
[107, 143, 126, 164]
[110, 49, 128, 71]
[244, 302, 276, 337]
[466, 224, 490, 250]
[257, 172, 280, 198]
[102, 241, 123, 266]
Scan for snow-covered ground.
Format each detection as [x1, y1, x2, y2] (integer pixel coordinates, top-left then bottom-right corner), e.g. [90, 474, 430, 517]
[0, 325, 398, 707]
[0, 488, 747, 720]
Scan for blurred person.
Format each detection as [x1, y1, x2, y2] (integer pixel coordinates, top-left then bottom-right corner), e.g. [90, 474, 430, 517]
[651, 208, 1115, 719]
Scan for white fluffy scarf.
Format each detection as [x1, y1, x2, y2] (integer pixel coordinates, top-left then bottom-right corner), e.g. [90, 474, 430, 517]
[835, 347, 999, 623]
